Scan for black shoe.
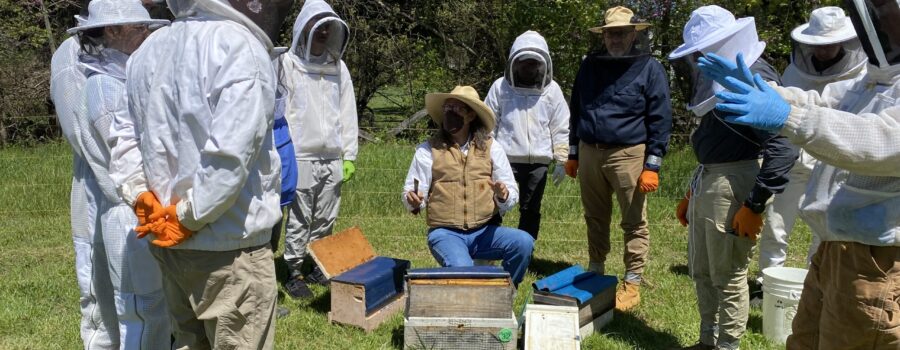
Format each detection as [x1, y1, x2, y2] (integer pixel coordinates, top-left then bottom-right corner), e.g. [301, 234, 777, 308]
[305, 266, 329, 286]
[284, 277, 313, 299]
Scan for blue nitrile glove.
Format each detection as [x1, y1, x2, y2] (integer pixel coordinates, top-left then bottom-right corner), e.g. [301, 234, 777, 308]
[714, 74, 791, 131]
[698, 52, 754, 93]
[342, 160, 356, 183]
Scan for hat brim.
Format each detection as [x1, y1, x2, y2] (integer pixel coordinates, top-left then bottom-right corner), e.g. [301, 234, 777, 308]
[791, 21, 857, 45]
[589, 22, 651, 33]
[669, 17, 754, 59]
[67, 19, 170, 34]
[425, 93, 496, 132]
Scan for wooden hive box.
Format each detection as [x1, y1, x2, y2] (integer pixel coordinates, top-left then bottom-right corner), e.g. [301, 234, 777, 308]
[532, 265, 618, 339]
[404, 266, 517, 349]
[406, 266, 514, 319]
[308, 226, 410, 332]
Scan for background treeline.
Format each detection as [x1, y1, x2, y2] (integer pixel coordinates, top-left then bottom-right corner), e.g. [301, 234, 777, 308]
[1, 0, 840, 146]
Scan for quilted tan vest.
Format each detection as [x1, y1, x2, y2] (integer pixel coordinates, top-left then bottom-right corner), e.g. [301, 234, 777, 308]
[426, 138, 498, 230]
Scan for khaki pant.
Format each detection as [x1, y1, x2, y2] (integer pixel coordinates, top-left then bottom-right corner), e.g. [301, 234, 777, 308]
[787, 241, 900, 350]
[578, 142, 648, 281]
[688, 160, 759, 349]
[150, 245, 277, 350]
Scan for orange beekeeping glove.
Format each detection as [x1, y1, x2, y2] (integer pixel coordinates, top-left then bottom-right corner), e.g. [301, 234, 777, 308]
[676, 191, 691, 227]
[565, 160, 579, 178]
[136, 205, 194, 248]
[638, 170, 659, 193]
[732, 205, 763, 240]
[134, 191, 164, 227]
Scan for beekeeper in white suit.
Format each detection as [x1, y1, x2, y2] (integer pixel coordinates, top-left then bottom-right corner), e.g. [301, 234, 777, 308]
[757, 6, 867, 282]
[125, 0, 294, 347]
[484, 30, 570, 240]
[51, 16, 122, 350]
[280, 0, 359, 299]
[700, 0, 900, 346]
[67, 1, 172, 348]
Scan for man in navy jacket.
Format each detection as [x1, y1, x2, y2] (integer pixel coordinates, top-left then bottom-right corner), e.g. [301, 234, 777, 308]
[565, 6, 672, 311]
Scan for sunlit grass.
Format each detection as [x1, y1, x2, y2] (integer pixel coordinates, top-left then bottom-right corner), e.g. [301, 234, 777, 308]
[0, 141, 810, 349]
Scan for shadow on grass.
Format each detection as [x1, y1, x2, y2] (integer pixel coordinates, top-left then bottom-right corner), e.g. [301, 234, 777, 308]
[275, 256, 291, 283]
[391, 324, 404, 348]
[669, 264, 690, 277]
[603, 311, 682, 349]
[747, 313, 763, 333]
[303, 289, 331, 315]
[529, 257, 575, 278]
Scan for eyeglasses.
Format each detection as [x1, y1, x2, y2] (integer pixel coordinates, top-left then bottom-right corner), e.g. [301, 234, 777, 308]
[442, 103, 471, 114]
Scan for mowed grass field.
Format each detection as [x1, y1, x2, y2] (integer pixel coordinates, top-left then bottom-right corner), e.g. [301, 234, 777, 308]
[0, 141, 813, 349]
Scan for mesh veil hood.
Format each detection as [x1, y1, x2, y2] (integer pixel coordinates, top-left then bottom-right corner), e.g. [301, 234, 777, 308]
[288, 0, 349, 65]
[504, 31, 553, 91]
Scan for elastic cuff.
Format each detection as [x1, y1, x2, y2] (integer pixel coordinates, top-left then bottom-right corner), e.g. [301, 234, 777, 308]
[643, 163, 660, 172]
[568, 145, 578, 160]
[781, 105, 809, 145]
[645, 154, 662, 169]
[176, 199, 204, 231]
[122, 183, 149, 207]
[553, 144, 569, 164]
[747, 185, 773, 208]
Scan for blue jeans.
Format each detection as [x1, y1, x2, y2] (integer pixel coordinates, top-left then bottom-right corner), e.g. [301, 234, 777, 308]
[427, 225, 535, 286]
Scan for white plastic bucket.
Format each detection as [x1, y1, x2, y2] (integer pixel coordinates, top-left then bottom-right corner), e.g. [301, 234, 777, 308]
[761, 267, 808, 344]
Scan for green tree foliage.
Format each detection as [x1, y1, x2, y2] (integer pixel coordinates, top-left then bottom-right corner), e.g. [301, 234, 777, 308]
[0, 0, 852, 144]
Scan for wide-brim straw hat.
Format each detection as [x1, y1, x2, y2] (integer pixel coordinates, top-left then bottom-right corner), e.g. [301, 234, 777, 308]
[67, 0, 169, 34]
[791, 6, 857, 45]
[425, 86, 496, 132]
[589, 6, 651, 33]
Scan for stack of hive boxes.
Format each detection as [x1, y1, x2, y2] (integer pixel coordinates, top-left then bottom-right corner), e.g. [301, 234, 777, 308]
[403, 266, 518, 350]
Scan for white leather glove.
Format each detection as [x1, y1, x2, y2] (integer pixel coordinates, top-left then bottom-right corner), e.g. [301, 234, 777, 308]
[551, 162, 566, 186]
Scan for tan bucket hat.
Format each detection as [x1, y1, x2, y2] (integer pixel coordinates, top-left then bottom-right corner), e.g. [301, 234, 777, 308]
[425, 86, 496, 132]
[589, 6, 651, 33]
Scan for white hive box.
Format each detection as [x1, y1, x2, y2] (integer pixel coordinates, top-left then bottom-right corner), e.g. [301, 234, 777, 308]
[524, 304, 581, 350]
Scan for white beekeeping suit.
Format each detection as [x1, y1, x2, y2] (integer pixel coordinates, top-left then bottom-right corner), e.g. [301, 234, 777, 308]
[51, 35, 120, 350]
[128, 0, 281, 250]
[757, 6, 866, 276]
[68, 0, 172, 348]
[772, 5, 900, 247]
[483, 30, 569, 239]
[486, 30, 569, 170]
[125, 0, 288, 346]
[280, 0, 358, 284]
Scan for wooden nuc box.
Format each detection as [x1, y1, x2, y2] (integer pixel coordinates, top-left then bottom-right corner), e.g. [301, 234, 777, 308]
[308, 227, 410, 332]
[403, 266, 518, 350]
[532, 265, 618, 339]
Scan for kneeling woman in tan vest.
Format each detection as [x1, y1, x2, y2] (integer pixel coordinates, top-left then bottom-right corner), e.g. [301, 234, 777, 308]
[402, 86, 535, 286]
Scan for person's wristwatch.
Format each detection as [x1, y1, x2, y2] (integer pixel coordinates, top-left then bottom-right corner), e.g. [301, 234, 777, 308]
[744, 199, 766, 214]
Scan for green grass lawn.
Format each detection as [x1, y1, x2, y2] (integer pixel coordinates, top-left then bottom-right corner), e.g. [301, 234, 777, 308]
[0, 141, 812, 349]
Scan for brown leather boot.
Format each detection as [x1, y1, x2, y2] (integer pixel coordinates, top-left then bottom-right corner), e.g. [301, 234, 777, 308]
[615, 280, 641, 311]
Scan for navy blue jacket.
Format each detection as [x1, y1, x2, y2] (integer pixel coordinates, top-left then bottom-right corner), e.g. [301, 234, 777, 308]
[568, 53, 672, 171]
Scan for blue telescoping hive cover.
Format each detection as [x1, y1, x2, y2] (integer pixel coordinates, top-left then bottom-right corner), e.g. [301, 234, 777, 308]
[332, 256, 411, 314]
[532, 265, 617, 304]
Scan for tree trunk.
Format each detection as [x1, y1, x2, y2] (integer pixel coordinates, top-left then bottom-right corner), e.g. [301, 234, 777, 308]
[0, 117, 8, 147]
[40, 0, 56, 55]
